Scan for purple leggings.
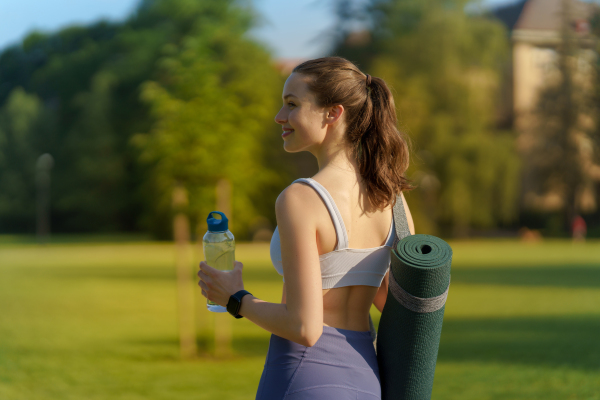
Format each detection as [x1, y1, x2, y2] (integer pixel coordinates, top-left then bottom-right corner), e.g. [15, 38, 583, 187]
[255, 325, 381, 400]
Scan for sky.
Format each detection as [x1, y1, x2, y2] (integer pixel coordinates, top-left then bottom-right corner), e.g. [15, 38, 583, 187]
[0, 0, 516, 59]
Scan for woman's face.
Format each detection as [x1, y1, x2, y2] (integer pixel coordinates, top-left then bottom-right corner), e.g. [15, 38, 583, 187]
[274, 72, 329, 152]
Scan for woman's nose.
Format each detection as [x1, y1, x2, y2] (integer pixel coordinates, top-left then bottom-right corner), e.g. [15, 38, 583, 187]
[274, 107, 286, 125]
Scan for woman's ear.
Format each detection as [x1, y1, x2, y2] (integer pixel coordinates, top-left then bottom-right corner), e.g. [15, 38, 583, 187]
[325, 104, 344, 125]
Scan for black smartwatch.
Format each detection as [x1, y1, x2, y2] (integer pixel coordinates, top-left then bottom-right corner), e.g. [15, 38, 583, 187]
[227, 290, 252, 319]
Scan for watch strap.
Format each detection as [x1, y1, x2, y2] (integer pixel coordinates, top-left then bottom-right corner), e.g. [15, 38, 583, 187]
[227, 289, 251, 319]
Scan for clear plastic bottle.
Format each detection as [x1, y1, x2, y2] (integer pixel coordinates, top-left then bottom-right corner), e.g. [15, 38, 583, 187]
[202, 211, 235, 313]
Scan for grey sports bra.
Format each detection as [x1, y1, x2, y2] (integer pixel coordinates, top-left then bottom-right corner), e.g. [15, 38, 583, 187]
[269, 177, 396, 289]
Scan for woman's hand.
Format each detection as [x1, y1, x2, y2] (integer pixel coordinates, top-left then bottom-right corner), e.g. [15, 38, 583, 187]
[197, 260, 245, 307]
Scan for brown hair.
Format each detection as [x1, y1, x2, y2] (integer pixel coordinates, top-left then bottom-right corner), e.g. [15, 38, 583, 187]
[293, 56, 414, 211]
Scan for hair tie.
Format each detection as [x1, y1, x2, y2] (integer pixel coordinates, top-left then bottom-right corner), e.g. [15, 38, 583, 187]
[365, 74, 372, 87]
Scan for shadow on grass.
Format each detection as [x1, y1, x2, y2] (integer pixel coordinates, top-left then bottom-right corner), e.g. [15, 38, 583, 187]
[232, 336, 270, 358]
[451, 264, 600, 288]
[123, 335, 270, 360]
[124, 316, 600, 369]
[437, 316, 600, 370]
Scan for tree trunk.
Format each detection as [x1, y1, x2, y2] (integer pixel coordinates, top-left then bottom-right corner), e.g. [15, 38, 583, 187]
[173, 183, 197, 359]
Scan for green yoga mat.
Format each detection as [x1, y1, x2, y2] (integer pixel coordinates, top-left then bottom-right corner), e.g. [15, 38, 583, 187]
[376, 234, 452, 400]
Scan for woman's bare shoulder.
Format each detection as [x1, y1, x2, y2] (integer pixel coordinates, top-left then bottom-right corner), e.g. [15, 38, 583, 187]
[274, 181, 324, 230]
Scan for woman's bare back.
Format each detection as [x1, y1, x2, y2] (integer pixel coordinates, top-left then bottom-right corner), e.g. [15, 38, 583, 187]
[281, 172, 414, 331]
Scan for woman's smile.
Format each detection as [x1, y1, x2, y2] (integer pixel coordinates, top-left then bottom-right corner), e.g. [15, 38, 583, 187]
[282, 128, 294, 138]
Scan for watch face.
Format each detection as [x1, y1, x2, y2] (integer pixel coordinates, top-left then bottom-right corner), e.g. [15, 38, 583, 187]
[227, 296, 239, 316]
[227, 291, 250, 318]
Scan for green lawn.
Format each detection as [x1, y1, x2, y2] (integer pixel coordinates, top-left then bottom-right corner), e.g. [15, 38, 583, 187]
[0, 238, 599, 399]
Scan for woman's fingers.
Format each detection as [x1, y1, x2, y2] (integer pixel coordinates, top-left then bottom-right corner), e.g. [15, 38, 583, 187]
[198, 268, 210, 281]
[198, 279, 208, 291]
[198, 261, 244, 306]
[199, 261, 217, 277]
[234, 261, 243, 271]
[198, 264, 218, 302]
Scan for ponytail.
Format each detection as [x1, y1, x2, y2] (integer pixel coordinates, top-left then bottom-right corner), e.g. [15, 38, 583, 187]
[293, 57, 415, 210]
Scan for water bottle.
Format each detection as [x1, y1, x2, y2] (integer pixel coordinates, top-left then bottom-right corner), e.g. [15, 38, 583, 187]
[202, 211, 235, 313]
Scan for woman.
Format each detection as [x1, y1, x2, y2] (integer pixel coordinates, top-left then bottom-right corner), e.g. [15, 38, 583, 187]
[198, 56, 415, 400]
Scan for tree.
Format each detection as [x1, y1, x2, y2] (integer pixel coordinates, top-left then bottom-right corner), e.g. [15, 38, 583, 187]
[332, 0, 521, 236]
[131, 0, 282, 239]
[0, 0, 288, 238]
[0, 87, 57, 232]
[56, 71, 125, 231]
[524, 0, 600, 234]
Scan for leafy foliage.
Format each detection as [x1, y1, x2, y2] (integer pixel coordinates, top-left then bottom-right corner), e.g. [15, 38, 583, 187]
[333, 0, 521, 236]
[0, 0, 288, 238]
[0, 88, 57, 231]
[131, 0, 283, 238]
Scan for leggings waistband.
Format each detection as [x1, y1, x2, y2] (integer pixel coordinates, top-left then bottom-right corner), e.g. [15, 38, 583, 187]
[321, 324, 372, 339]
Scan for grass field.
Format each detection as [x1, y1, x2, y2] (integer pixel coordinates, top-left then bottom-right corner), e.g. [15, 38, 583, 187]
[1, 237, 599, 399]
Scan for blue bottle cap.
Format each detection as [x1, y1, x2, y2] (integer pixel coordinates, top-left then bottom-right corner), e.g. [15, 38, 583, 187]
[207, 211, 228, 232]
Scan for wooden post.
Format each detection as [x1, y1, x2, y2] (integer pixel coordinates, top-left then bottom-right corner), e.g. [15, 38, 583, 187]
[216, 178, 232, 231]
[193, 239, 213, 355]
[173, 183, 197, 359]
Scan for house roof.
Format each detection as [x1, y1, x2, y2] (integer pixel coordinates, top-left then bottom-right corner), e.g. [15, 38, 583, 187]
[490, 0, 528, 31]
[273, 58, 309, 75]
[514, 0, 596, 31]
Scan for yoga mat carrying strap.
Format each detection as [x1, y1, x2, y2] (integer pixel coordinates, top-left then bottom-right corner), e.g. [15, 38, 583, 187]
[393, 193, 412, 244]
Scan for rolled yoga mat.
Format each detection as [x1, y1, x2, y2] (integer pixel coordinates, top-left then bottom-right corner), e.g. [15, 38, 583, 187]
[376, 234, 452, 400]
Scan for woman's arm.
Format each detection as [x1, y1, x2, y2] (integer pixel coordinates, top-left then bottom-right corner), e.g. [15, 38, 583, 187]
[372, 269, 389, 313]
[198, 183, 323, 347]
[240, 183, 323, 345]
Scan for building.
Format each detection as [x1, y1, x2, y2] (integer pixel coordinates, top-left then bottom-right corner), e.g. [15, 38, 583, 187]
[492, 0, 600, 214]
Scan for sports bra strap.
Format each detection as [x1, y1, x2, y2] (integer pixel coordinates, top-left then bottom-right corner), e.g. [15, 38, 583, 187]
[292, 178, 349, 250]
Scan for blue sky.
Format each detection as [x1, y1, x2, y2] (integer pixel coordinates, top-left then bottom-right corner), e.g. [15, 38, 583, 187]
[0, 0, 515, 59]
